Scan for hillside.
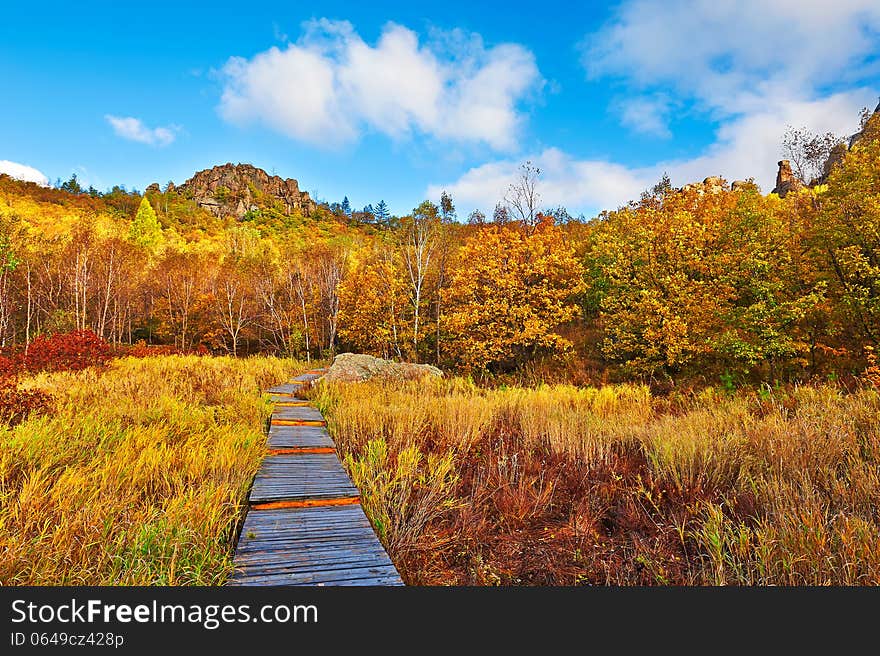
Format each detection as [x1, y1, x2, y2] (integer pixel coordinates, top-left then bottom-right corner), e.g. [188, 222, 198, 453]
[1, 110, 880, 385]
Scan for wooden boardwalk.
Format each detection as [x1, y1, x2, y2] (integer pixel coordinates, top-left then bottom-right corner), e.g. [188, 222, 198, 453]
[228, 370, 403, 586]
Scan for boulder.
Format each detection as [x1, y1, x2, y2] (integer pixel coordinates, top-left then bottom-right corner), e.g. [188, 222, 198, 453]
[323, 353, 443, 383]
[702, 176, 726, 192]
[731, 179, 759, 192]
[678, 176, 729, 195]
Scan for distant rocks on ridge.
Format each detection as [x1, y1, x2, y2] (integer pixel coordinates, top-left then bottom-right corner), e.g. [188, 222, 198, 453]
[771, 160, 802, 198]
[679, 176, 732, 195]
[147, 163, 317, 220]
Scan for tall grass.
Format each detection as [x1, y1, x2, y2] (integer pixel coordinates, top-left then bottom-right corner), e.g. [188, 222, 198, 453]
[0, 355, 304, 585]
[311, 378, 880, 585]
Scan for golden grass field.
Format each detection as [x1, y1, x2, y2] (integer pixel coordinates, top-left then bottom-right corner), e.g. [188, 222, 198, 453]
[3, 355, 879, 585]
[0, 355, 303, 585]
[310, 378, 880, 585]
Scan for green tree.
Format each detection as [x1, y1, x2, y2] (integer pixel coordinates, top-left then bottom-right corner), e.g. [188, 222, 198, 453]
[374, 200, 390, 224]
[129, 196, 163, 249]
[439, 190, 455, 222]
[60, 174, 83, 195]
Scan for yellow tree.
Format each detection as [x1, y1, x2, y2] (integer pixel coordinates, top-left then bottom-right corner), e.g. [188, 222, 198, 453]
[589, 184, 825, 378]
[337, 244, 407, 359]
[815, 111, 880, 347]
[445, 216, 585, 371]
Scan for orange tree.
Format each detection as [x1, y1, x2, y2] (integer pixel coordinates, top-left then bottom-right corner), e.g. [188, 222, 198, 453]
[444, 215, 585, 371]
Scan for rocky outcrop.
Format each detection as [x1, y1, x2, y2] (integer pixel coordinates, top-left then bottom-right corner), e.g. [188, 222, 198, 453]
[175, 163, 316, 219]
[679, 176, 730, 195]
[323, 353, 443, 383]
[848, 97, 880, 149]
[731, 179, 757, 192]
[772, 160, 801, 198]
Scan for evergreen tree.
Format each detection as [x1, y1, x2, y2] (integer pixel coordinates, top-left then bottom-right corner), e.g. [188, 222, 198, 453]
[374, 200, 390, 223]
[341, 196, 352, 216]
[60, 174, 83, 195]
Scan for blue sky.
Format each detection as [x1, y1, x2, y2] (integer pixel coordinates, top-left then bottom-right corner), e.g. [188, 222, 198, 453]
[2, 0, 879, 218]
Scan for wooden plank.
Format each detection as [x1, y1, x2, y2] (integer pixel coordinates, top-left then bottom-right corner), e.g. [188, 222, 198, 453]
[229, 373, 402, 587]
[235, 551, 394, 570]
[230, 565, 401, 586]
[292, 373, 324, 383]
[267, 383, 302, 394]
[271, 406, 325, 422]
[249, 482, 359, 504]
[267, 425, 334, 448]
[229, 573, 404, 587]
[248, 457, 360, 506]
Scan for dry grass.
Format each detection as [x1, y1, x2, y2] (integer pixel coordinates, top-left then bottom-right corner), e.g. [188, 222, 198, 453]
[0, 355, 306, 585]
[311, 378, 880, 585]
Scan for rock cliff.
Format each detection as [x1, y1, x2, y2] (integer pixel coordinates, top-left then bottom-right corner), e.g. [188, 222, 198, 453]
[168, 163, 316, 219]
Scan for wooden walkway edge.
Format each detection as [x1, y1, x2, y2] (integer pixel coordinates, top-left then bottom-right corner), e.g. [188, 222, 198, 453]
[228, 370, 404, 586]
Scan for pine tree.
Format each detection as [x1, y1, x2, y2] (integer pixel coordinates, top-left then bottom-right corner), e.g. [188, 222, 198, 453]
[375, 200, 390, 223]
[60, 174, 82, 195]
[341, 196, 352, 217]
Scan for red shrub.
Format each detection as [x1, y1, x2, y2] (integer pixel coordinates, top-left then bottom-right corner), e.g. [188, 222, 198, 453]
[0, 354, 16, 378]
[22, 330, 112, 373]
[0, 376, 50, 426]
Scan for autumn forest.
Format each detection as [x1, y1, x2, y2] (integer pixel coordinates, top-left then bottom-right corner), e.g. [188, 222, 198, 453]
[2, 114, 880, 387]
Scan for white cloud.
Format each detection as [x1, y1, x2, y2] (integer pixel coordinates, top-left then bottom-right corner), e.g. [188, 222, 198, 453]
[614, 95, 673, 138]
[432, 0, 880, 217]
[105, 115, 178, 146]
[428, 148, 653, 218]
[430, 91, 875, 217]
[0, 160, 49, 186]
[218, 19, 542, 149]
[582, 0, 880, 112]
[581, 0, 880, 145]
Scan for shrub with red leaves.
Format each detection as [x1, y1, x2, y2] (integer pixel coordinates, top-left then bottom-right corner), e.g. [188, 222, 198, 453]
[0, 330, 113, 425]
[0, 376, 50, 426]
[22, 330, 112, 373]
